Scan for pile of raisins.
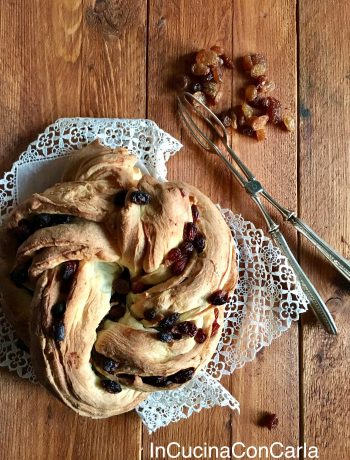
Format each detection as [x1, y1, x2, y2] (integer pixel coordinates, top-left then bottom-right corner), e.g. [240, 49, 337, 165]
[175, 46, 234, 106]
[175, 47, 294, 142]
[217, 53, 295, 141]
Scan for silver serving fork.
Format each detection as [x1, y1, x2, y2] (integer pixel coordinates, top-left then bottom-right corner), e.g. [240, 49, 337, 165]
[178, 92, 350, 335]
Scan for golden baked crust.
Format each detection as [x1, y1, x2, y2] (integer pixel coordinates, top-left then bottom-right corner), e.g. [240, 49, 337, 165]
[0, 140, 238, 418]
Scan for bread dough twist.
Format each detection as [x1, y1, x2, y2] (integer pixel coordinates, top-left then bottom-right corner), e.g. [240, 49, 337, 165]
[0, 141, 238, 418]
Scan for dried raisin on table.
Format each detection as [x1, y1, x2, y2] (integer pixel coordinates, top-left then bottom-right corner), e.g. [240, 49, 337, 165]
[175, 74, 191, 91]
[266, 98, 282, 124]
[191, 63, 210, 76]
[245, 85, 258, 102]
[241, 53, 267, 77]
[203, 81, 221, 104]
[191, 82, 203, 93]
[191, 91, 207, 107]
[210, 45, 224, 56]
[281, 112, 295, 131]
[227, 109, 238, 129]
[211, 65, 223, 82]
[196, 49, 219, 66]
[256, 75, 276, 93]
[221, 54, 234, 69]
[242, 54, 253, 71]
[220, 113, 233, 128]
[251, 63, 267, 78]
[256, 129, 267, 142]
[241, 102, 255, 119]
[238, 125, 255, 137]
[255, 96, 281, 124]
[251, 53, 267, 65]
[199, 70, 214, 84]
[247, 115, 269, 131]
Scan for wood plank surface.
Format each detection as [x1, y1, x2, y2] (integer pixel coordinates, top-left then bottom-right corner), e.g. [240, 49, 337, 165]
[81, 0, 147, 118]
[299, 1, 350, 458]
[0, 1, 146, 459]
[143, 1, 235, 456]
[0, 0, 82, 172]
[0, 1, 349, 459]
[78, 1, 147, 459]
[228, 1, 300, 455]
[143, 1, 300, 458]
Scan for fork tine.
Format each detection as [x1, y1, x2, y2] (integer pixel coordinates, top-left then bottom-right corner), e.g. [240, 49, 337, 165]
[182, 92, 229, 145]
[177, 96, 219, 152]
[181, 92, 256, 181]
[177, 95, 248, 187]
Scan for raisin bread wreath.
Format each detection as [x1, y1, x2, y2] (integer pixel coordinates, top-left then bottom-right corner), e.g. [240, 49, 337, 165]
[0, 140, 238, 418]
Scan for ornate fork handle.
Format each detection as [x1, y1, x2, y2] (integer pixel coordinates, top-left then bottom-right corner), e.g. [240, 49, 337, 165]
[251, 194, 337, 335]
[260, 190, 350, 283]
[269, 228, 337, 334]
[289, 215, 350, 283]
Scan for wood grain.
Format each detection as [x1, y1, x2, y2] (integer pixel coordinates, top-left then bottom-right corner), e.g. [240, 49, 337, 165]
[0, 0, 82, 172]
[299, 0, 350, 458]
[143, 1, 235, 454]
[142, 0, 299, 457]
[76, 1, 148, 458]
[0, 1, 85, 458]
[229, 0, 299, 453]
[81, 0, 147, 118]
[0, 1, 146, 459]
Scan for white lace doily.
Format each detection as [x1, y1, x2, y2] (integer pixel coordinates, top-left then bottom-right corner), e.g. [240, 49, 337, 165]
[0, 118, 308, 432]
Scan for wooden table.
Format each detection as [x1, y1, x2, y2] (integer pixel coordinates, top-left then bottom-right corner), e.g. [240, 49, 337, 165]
[0, 1, 349, 459]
